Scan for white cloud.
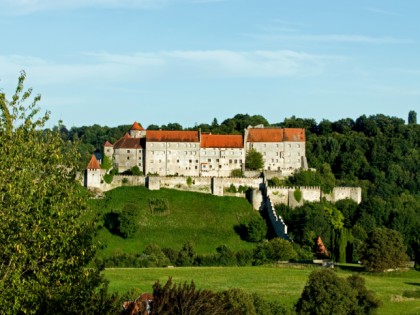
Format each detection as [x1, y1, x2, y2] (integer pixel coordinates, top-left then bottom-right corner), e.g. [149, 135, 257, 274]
[0, 49, 339, 91]
[0, 0, 169, 15]
[246, 33, 412, 44]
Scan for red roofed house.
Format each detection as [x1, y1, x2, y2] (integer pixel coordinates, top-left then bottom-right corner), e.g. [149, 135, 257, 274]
[145, 130, 200, 176]
[245, 126, 307, 172]
[200, 134, 245, 177]
[100, 122, 307, 177]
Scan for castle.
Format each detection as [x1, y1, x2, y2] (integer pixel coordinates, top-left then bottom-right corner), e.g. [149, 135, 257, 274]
[102, 122, 308, 177]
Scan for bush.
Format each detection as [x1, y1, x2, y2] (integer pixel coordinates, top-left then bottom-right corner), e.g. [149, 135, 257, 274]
[296, 269, 380, 315]
[131, 165, 143, 176]
[245, 216, 267, 242]
[119, 203, 138, 238]
[186, 176, 193, 187]
[231, 169, 244, 177]
[267, 176, 282, 187]
[122, 177, 129, 184]
[226, 183, 237, 193]
[294, 189, 302, 202]
[253, 238, 297, 265]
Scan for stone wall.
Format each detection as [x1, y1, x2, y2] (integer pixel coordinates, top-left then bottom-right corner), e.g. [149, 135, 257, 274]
[266, 186, 362, 207]
[265, 196, 289, 240]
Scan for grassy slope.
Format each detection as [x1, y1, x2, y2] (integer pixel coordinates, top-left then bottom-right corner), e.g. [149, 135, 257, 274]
[104, 266, 420, 315]
[88, 186, 257, 258]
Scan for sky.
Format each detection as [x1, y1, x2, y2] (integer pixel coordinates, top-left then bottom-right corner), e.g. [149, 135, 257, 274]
[0, 0, 419, 128]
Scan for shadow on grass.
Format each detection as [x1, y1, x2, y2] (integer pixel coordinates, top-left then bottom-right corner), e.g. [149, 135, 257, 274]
[405, 282, 420, 287]
[336, 264, 365, 273]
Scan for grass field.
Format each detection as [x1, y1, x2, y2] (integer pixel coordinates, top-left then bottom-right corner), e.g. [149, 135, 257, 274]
[88, 186, 258, 258]
[104, 265, 420, 315]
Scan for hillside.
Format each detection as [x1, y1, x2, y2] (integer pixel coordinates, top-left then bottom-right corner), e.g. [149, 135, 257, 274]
[88, 186, 258, 259]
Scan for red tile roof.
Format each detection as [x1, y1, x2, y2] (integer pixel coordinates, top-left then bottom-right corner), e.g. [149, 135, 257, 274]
[246, 128, 305, 142]
[104, 141, 113, 147]
[113, 134, 144, 149]
[247, 128, 284, 142]
[201, 134, 244, 148]
[87, 155, 101, 169]
[130, 122, 144, 131]
[283, 128, 305, 141]
[146, 130, 200, 142]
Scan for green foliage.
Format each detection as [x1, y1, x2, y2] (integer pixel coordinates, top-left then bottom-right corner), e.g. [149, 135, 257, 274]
[101, 154, 113, 171]
[151, 278, 226, 315]
[175, 241, 196, 266]
[131, 165, 143, 176]
[122, 177, 129, 184]
[360, 228, 409, 272]
[253, 238, 297, 265]
[267, 176, 282, 187]
[148, 198, 170, 214]
[230, 168, 244, 177]
[287, 163, 336, 193]
[244, 216, 267, 242]
[294, 189, 302, 202]
[226, 183, 237, 193]
[186, 176, 193, 186]
[296, 269, 380, 315]
[408, 110, 417, 124]
[119, 203, 138, 238]
[103, 168, 116, 184]
[0, 72, 111, 314]
[245, 149, 264, 170]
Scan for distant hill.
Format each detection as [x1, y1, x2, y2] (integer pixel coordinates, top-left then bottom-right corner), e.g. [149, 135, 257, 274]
[88, 186, 258, 259]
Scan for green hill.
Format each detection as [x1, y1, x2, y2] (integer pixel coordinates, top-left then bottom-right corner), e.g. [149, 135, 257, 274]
[88, 186, 258, 259]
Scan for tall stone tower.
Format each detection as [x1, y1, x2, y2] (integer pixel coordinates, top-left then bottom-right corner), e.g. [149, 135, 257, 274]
[85, 155, 105, 189]
[129, 122, 146, 138]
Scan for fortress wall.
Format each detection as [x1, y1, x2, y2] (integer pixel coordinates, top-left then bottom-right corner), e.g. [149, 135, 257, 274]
[325, 187, 362, 204]
[266, 187, 289, 205]
[265, 197, 289, 240]
[222, 177, 263, 189]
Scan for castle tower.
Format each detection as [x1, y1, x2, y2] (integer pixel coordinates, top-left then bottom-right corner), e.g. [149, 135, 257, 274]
[129, 122, 146, 138]
[103, 141, 114, 159]
[85, 155, 104, 189]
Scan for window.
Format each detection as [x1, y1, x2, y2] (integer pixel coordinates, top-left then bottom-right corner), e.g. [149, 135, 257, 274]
[276, 144, 279, 148]
[297, 144, 301, 148]
[151, 143, 154, 147]
[234, 159, 237, 163]
[216, 159, 219, 162]
[195, 166, 197, 169]
[219, 165, 222, 168]
[189, 160, 192, 163]
[229, 160, 232, 164]
[127, 150, 130, 153]
[107, 149, 110, 152]
[138, 157, 142, 160]
[177, 160, 180, 163]
[208, 159, 211, 162]
[127, 157, 130, 160]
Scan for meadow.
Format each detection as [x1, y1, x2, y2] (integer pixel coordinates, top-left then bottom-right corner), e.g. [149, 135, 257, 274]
[104, 265, 420, 315]
[88, 186, 258, 258]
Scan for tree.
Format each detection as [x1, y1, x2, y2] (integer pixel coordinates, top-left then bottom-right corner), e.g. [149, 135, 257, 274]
[360, 228, 409, 272]
[245, 216, 267, 242]
[296, 269, 358, 315]
[408, 110, 417, 124]
[0, 72, 110, 313]
[296, 269, 380, 315]
[245, 149, 264, 170]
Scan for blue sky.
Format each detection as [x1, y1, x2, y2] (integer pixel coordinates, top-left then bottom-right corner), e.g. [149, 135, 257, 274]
[1, 0, 419, 128]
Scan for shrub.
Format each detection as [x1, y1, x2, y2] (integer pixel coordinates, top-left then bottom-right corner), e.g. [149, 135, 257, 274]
[294, 189, 302, 202]
[122, 177, 129, 184]
[131, 165, 143, 176]
[296, 269, 380, 315]
[253, 238, 297, 265]
[175, 241, 196, 266]
[119, 203, 138, 238]
[267, 176, 282, 187]
[245, 149, 264, 170]
[186, 176, 193, 187]
[226, 183, 237, 193]
[245, 216, 267, 242]
[230, 169, 244, 177]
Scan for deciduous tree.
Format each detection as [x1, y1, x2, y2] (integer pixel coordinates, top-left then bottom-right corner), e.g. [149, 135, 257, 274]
[0, 72, 110, 314]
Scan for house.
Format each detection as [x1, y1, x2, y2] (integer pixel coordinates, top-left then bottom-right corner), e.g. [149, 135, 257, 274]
[102, 122, 307, 177]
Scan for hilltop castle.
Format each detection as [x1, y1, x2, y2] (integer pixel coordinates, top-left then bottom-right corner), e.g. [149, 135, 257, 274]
[101, 122, 308, 177]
